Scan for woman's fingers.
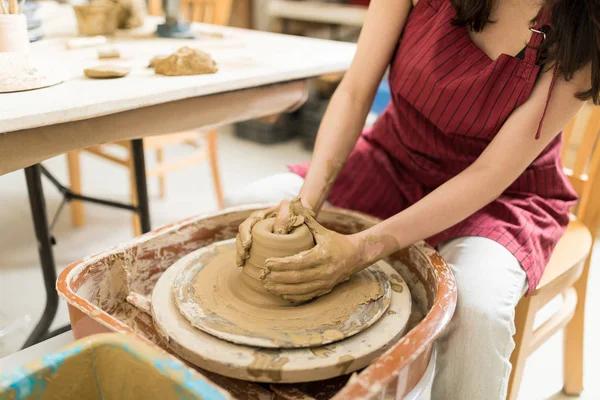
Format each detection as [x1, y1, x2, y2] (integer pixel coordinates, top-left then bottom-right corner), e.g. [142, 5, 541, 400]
[264, 267, 329, 284]
[264, 279, 329, 295]
[273, 199, 292, 234]
[283, 289, 332, 303]
[264, 247, 323, 271]
[235, 207, 275, 267]
[235, 233, 248, 267]
[273, 198, 306, 234]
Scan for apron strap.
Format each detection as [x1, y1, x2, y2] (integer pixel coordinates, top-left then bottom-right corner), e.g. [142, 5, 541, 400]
[523, 7, 555, 140]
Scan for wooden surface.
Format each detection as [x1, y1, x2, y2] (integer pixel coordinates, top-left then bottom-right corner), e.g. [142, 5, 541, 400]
[268, 0, 367, 27]
[0, 6, 355, 135]
[507, 106, 600, 399]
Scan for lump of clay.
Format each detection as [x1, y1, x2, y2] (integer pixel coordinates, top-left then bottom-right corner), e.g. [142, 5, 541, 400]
[84, 64, 130, 79]
[148, 55, 166, 68]
[98, 47, 120, 59]
[242, 218, 315, 305]
[154, 47, 218, 76]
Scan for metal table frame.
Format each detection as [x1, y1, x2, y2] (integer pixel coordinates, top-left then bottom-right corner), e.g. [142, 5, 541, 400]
[22, 139, 151, 348]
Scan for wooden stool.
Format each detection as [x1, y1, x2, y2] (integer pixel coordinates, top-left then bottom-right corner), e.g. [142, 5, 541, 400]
[508, 104, 600, 399]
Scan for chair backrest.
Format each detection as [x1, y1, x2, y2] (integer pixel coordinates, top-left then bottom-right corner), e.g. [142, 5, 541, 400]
[147, 0, 232, 26]
[561, 103, 600, 237]
[180, 0, 233, 25]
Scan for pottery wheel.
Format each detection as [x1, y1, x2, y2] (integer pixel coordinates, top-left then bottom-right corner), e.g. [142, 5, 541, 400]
[152, 239, 412, 383]
[172, 241, 391, 348]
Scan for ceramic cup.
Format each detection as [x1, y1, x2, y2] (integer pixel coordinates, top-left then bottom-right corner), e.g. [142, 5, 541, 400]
[73, 2, 121, 36]
[0, 14, 30, 53]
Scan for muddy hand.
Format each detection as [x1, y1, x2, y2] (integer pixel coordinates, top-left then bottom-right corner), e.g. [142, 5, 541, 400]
[236, 206, 277, 267]
[272, 198, 311, 234]
[262, 205, 367, 303]
[236, 199, 309, 267]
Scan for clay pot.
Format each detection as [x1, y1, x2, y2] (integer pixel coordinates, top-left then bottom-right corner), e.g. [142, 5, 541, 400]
[242, 218, 315, 298]
[73, 2, 121, 36]
[0, 15, 30, 53]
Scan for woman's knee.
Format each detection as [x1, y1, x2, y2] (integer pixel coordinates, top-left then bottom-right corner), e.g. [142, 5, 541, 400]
[223, 173, 304, 208]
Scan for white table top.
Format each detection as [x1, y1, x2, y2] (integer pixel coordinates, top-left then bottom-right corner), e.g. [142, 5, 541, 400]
[0, 5, 356, 134]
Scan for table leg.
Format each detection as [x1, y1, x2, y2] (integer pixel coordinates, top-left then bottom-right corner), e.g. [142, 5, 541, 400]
[22, 164, 62, 349]
[130, 139, 151, 234]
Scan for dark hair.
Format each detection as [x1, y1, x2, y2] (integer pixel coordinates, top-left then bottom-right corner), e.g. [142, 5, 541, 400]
[450, 0, 600, 105]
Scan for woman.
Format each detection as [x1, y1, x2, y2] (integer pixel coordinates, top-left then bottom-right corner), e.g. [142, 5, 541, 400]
[226, 0, 598, 397]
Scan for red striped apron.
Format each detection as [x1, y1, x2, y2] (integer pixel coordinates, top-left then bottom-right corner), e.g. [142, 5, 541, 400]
[290, 0, 578, 294]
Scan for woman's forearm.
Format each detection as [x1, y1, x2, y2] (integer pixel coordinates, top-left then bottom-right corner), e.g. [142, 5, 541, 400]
[353, 67, 586, 265]
[297, 0, 414, 213]
[299, 84, 374, 212]
[357, 163, 509, 262]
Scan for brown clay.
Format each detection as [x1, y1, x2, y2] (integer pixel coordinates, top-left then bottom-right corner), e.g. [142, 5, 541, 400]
[98, 48, 120, 59]
[241, 218, 315, 306]
[84, 64, 130, 79]
[154, 47, 218, 77]
[74, 1, 121, 36]
[148, 55, 166, 68]
[174, 239, 391, 348]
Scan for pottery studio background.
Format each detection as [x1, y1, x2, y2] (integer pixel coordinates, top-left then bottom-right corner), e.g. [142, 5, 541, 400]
[1, 0, 600, 399]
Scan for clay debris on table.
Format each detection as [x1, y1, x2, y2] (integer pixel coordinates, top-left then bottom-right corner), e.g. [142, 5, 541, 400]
[98, 47, 121, 59]
[84, 64, 131, 79]
[152, 47, 218, 76]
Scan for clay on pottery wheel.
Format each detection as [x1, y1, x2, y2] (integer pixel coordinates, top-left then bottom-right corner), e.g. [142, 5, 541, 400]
[172, 219, 392, 348]
[153, 240, 411, 383]
[84, 64, 130, 79]
[154, 47, 218, 76]
[240, 218, 315, 306]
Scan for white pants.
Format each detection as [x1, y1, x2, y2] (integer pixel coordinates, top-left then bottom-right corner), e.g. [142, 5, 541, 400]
[224, 173, 528, 400]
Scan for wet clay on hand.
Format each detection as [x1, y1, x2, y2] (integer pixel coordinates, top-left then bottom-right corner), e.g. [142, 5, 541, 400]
[242, 218, 314, 305]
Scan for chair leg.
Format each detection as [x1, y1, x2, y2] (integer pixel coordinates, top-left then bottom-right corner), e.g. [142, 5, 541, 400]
[127, 145, 143, 237]
[66, 151, 85, 227]
[563, 265, 588, 395]
[207, 129, 224, 209]
[507, 296, 538, 400]
[156, 148, 166, 199]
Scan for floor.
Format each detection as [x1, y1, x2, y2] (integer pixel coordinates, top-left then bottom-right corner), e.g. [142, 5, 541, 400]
[0, 129, 598, 399]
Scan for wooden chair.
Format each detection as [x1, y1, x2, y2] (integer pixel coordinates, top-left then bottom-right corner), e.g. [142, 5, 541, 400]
[67, 0, 232, 236]
[508, 104, 600, 399]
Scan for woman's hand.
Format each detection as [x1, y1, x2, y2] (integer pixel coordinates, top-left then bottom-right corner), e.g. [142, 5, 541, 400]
[262, 205, 391, 303]
[235, 199, 315, 267]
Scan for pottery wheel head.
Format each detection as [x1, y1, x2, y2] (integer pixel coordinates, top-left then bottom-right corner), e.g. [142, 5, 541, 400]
[172, 240, 392, 348]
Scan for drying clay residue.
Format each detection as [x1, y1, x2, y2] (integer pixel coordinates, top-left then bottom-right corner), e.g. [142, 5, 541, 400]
[310, 345, 335, 358]
[389, 274, 405, 293]
[247, 352, 290, 382]
[336, 355, 355, 375]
